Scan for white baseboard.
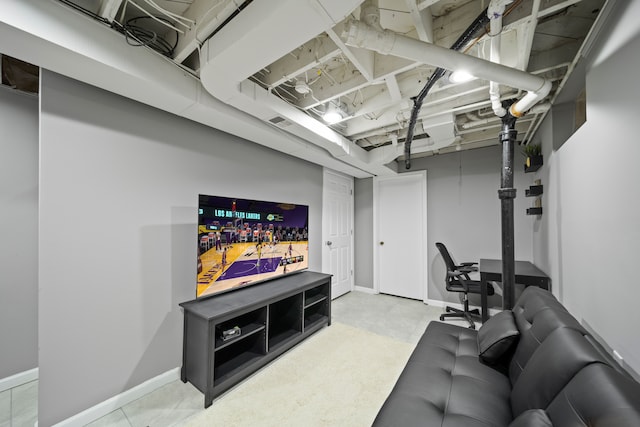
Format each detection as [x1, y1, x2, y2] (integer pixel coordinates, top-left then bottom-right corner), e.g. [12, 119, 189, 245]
[425, 298, 447, 308]
[0, 368, 39, 392]
[53, 367, 181, 427]
[354, 286, 377, 294]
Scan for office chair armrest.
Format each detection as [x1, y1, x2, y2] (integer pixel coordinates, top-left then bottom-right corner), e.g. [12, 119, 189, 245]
[448, 270, 473, 291]
[457, 262, 478, 272]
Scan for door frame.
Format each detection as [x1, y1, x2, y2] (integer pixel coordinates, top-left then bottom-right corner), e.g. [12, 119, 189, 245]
[321, 168, 354, 298]
[373, 170, 428, 302]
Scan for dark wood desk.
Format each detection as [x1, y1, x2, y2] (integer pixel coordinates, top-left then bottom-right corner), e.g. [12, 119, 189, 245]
[479, 259, 551, 322]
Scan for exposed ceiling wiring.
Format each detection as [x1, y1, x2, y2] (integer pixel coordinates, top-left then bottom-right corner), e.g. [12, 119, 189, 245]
[122, 0, 186, 33]
[117, 16, 179, 56]
[48, 0, 604, 165]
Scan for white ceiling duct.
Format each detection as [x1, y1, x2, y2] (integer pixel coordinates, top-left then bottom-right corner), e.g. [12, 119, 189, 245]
[198, 0, 403, 176]
[196, 0, 552, 174]
[0, 0, 380, 178]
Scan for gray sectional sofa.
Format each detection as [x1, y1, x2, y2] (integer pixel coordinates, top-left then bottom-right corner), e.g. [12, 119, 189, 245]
[373, 286, 640, 426]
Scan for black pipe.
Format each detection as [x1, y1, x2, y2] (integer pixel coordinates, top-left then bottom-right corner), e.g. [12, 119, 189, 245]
[404, 7, 490, 169]
[498, 107, 518, 309]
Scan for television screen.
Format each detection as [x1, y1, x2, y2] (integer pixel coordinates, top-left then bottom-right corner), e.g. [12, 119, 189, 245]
[196, 194, 309, 298]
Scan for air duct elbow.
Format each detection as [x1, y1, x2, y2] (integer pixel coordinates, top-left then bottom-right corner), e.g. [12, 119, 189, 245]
[360, 0, 384, 31]
[343, 20, 396, 55]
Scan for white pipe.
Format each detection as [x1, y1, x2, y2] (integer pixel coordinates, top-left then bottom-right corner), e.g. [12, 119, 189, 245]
[344, 21, 546, 91]
[487, 0, 513, 117]
[509, 0, 548, 117]
[344, 20, 551, 117]
[462, 102, 550, 129]
[509, 83, 551, 116]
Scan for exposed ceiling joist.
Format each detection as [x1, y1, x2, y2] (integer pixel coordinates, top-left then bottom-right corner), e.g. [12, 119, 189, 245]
[405, 0, 434, 42]
[3, 0, 608, 174]
[98, 0, 123, 21]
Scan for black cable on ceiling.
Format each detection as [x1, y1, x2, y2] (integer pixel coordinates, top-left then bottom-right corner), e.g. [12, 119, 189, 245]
[56, 0, 111, 25]
[403, 8, 490, 170]
[116, 15, 179, 58]
[56, 1, 180, 58]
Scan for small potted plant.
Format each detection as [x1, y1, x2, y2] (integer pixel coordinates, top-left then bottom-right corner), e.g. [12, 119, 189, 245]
[523, 143, 543, 172]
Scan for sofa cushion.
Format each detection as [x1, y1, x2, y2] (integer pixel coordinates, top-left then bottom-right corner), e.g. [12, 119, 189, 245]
[373, 286, 640, 427]
[510, 327, 607, 417]
[373, 321, 512, 427]
[546, 363, 640, 427]
[508, 410, 552, 427]
[478, 310, 519, 365]
[509, 287, 586, 384]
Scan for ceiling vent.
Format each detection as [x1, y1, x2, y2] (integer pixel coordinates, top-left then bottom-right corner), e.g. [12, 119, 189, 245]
[268, 115, 293, 128]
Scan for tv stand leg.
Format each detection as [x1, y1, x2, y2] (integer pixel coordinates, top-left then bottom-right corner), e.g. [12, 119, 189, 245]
[205, 393, 214, 409]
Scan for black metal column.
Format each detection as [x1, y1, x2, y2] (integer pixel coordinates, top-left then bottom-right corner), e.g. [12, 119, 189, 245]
[498, 115, 518, 310]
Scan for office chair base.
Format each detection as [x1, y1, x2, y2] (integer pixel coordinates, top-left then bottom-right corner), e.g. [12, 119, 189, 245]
[445, 306, 480, 315]
[440, 306, 480, 329]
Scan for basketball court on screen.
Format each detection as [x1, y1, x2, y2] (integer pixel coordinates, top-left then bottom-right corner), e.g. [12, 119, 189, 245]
[197, 240, 308, 297]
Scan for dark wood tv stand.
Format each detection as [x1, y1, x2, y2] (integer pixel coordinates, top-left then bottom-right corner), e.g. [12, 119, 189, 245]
[179, 271, 332, 408]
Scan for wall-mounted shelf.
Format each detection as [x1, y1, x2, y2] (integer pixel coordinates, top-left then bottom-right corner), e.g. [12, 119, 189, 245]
[525, 185, 544, 197]
[524, 155, 543, 173]
[526, 178, 543, 216]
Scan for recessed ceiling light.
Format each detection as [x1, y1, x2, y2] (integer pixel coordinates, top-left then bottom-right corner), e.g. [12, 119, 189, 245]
[449, 70, 476, 84]
[323, 103, 345, 124]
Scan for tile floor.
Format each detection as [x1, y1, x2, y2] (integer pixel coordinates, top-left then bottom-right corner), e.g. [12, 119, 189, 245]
[0, 379, 38, 427]
[2, 291, 476, 427]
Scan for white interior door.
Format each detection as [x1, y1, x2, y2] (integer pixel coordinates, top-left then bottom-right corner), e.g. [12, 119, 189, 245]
[322, 169, 353, 299]
[374, 171, 427, 301]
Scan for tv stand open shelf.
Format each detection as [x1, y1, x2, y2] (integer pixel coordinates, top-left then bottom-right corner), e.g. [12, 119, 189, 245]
[180, 271, 332, 408]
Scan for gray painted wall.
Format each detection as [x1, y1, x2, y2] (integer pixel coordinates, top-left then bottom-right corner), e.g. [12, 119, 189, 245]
[352, 145, 534, 306]
[532, 0, 640, 375]
[354, 178, 373, 289]
[38, 71, 323, 426]
[405, 146, 533, 308]
[0, 88, 39, 380]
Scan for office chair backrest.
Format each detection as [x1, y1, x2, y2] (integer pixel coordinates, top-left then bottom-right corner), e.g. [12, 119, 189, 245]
[436, 242, 471, 284]
[435, 242, 456, 271]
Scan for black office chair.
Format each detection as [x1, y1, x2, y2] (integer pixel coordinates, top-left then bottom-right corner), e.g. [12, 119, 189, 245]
[435, 242, 494, 329]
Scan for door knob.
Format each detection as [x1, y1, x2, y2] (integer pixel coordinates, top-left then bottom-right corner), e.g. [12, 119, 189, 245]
[326, 241, 332, 246]
[380, 241, 384, 245]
